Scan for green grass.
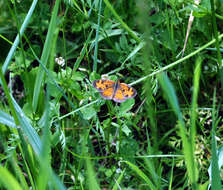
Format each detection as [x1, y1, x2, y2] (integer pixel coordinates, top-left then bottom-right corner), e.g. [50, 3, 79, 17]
[0, 0, 223, 189]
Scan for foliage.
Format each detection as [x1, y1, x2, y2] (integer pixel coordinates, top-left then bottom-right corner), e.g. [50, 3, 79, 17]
[0, 0, 223, 189]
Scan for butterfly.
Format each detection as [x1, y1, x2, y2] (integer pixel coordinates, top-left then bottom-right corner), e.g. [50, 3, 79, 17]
[93, 79, 137, 103]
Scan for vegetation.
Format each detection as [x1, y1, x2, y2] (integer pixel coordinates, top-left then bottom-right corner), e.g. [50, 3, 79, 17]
[0, 0, 223, 189]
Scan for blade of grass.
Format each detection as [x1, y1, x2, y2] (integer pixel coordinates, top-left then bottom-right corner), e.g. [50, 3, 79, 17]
[32, 0, 60, 112]
[90, 28, 124, 48]
[0, 65, 41, 155]
[11, 96, 41, 155]
[10, 155, 29, 190]
[0, 110, 16, 128]
[23, 37, 76, 110]
[73, 30, 93, 73]
[168, 158, 174, 190]
[50, 171, 67, 190]
[123, 160, 156, 190]
[0, 166, 23, 190]
[182, 0, 200, 57]
[190, 57, 202, 152]
[104, 0, 141, 43]
[93, 0, 102, 72]
[17, 130, 37, 190]
[2, 0, 38, 74]
[58, 100, 99, 120]
[210, 0, 222, 68]
[37, 82, 51, 190]
[111, 169, 125, 190]
[210, 89, 221, 189]
[157, 73, 198, 188]
[103, 0, 140, 43]
[86, 159, 101, 190]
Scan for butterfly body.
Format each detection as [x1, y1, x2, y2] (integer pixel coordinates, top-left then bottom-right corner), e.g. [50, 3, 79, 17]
[93, 79, 137, 103]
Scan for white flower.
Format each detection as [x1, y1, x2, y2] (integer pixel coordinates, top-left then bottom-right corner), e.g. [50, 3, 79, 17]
[55, 57, 65, 67]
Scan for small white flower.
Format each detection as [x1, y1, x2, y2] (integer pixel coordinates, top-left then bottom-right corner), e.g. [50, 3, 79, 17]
[55, 57, 65, 67]
[204, 66, 208, 70]
[101, 74, 109, 80]
[116, 168, 122, 173]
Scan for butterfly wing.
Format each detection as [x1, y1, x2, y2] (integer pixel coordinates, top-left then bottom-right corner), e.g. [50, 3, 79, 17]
[113, 83, 137, 103]
[93, 80, 115, 100]
[113, 87, 127, 103]
[93, 80, 115, 92]
[100, 87, 114, 100]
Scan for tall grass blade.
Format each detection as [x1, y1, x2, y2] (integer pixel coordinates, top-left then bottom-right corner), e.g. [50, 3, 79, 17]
[51, 171, 67, 190]
[0, 65, 41, 155]
[32, 0, 60, 112]
[158, 73, 198, 188]
[123, 160, 156, 189]
[209, 89, 222, 189]
[111, 169, 125, 190]
[93, 0, 102, 72]
[10, 156, 29, 190]
[103, 0, 140, 43]
[0, 110, 16, 128]
[86, 159, 101, 190]
[37, 82, 51, 190]
[2, 0, 38, 74]
[190, 57, 202, 152]
[73, 30, 93, 72]
[0, 166, 23, 190]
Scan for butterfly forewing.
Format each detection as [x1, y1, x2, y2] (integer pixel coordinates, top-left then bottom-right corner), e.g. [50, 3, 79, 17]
[100, 87, 114, 100]
[93, 80, 115, 92]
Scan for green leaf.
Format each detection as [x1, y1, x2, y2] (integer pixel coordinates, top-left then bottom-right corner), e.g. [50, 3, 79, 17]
[0, 166, 23, 190]
[81, 106, 96, 120]
[72, 72, 86, 81]
[119, 99, 135, 114]
[121, 124, 131, 136]
[0, 110, 16, 128]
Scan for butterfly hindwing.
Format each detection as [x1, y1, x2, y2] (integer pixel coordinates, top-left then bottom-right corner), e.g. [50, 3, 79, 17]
[119, 83, 137, 98]
[113, 87, 127, 103]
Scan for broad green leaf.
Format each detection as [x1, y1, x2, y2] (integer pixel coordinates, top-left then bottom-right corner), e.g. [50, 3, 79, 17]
[0, 166, 23, 190]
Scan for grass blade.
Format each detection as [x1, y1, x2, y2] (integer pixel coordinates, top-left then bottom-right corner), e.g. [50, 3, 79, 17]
[2, 0, 38, 74]
[32, 0, 60, 112]
[190, 57, 202, 153]
[0, 110, 16, 128]
[0, 65, 41, 155]
[103, 0, 140, 43]
[0, 166, 23, 190]
[86, 159, 101, 190]
[111, 169, 125, 190]
[123, 160, 156, 189]
[93, 0, 102, 72]
[158, 73, 198, 188]
[209, 89, 221, 189]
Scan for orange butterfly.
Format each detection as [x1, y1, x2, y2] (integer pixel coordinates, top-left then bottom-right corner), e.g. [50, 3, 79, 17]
[93, 79, 137, 103]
